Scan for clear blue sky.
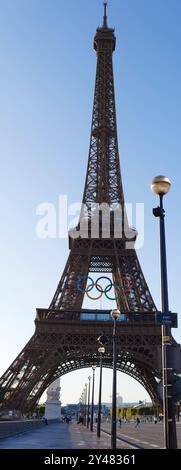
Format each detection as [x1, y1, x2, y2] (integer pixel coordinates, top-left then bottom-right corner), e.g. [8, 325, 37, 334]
[0, 0, 181, 405]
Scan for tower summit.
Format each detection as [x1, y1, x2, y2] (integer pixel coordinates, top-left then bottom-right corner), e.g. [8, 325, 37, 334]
[103, 1, 108, 28]
[83, 2, 119, 216]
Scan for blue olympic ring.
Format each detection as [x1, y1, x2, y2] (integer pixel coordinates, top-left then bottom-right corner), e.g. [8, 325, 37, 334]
[76, 276, 94, 293]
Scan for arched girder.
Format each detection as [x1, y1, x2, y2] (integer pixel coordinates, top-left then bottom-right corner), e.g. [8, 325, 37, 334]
[22, 353, 161, 413]
[0, 321, 162, 416]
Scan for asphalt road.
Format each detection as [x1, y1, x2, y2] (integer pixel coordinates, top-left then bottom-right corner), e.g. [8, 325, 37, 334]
[101, 421, 181, 449]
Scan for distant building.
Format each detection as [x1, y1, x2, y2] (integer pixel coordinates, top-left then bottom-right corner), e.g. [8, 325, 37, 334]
[102, 400, 153, 419]
[63, 404, 79, 417]
[118, 401, 153, 420]
[63, 403, 110, 419]
[102, 394, 123, 410]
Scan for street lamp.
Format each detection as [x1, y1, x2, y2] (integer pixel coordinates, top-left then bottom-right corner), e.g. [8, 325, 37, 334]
[97, 346, 105, 437]
[77, 397, 82, 423]
[87, 376, 91, 428]
[151, 175, 177, 449]
[97, 334, 109, 438]
[79, 392, 84, 423]
[110, 309, 121, 449]
[90, 366, 96, 432]
[84, 384, 88, 426]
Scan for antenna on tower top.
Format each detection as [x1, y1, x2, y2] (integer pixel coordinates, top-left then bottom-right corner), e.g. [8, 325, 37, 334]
[103, 1, 108, 28]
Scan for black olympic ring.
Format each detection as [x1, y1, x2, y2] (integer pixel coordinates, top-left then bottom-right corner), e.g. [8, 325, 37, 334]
[95, 276, 112, 293]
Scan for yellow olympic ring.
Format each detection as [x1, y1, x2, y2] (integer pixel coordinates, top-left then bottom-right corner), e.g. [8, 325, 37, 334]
[86, 284, 104, 301]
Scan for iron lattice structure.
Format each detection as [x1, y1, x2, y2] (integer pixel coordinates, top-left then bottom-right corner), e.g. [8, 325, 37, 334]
[0, 8, 178, 416]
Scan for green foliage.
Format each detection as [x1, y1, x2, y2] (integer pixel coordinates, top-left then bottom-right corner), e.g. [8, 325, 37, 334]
[36, 404, 45, 415]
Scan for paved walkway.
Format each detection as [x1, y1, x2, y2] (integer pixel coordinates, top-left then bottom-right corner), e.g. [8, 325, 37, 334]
[2, 420, 180, 449]
[0, 421, 135, 449]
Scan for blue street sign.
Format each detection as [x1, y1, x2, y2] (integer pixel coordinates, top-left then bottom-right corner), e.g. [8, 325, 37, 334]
[155, 312, 178, 328]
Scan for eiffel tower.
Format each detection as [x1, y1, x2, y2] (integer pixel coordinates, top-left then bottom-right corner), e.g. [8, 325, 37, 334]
[0, 4, 175, 417]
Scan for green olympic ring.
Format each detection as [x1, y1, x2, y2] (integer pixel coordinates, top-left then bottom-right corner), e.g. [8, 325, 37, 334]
[104, 283, 123, 301]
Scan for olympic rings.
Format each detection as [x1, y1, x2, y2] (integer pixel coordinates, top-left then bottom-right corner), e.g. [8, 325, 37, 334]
[76, 275, 133, 301]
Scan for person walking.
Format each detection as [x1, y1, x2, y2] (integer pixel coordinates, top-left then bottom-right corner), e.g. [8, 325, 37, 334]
[42, 416, 48, 425]
[135, 417, 140, 428]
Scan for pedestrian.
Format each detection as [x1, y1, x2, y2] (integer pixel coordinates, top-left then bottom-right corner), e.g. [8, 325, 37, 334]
[135, 417, 140, 428]
[79, 414, 84, 424]
[119, 418, 122, 427]
[42, 416, 48, 425]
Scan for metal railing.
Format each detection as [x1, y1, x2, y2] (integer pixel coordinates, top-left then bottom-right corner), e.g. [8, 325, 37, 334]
[36, 308, 156, 325]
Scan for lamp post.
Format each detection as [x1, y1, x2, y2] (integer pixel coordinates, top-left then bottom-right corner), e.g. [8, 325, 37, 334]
[97, 334, 109, 438]
[110, 309, 121, 449]
[151, 175, 177, 449]
[84, 384, 88, 426]
[87, 376, 91, 428]
[97, 346, 105, 437]
[77, 397, 81, 423]
[82, 389, 85, 424]
[90, 366, 96, 432]
[79, 393, 83, 423]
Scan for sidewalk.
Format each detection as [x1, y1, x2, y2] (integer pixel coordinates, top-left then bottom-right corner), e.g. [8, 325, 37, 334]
[0, 421, 132, 449]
